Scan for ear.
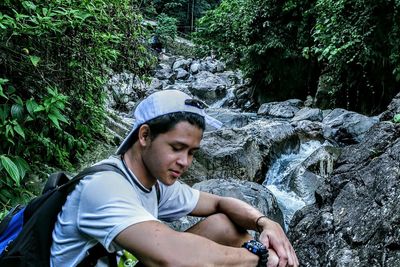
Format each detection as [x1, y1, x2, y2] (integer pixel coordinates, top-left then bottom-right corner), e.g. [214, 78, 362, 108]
[138, 124, 151, 147]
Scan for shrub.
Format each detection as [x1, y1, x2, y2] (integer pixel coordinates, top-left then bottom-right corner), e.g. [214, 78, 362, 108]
[0, 0, 156, 210]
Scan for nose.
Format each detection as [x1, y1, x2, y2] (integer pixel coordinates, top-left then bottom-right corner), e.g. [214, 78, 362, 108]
[177, 152, 190, 168]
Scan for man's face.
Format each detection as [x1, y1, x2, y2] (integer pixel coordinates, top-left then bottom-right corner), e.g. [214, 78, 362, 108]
[142, 121, 203, 186]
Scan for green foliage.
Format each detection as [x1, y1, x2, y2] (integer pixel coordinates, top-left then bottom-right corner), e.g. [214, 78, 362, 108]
[394, 114, 400, 123]
[0, 0, 156, 209]
[150, 0, 219, 33]
[196, 0, 317, 102]
[196, 0, 400, 114]
[156, 13, 178, 40]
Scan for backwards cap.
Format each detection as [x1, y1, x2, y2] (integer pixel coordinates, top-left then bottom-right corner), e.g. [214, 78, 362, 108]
[116, 90, 222, 154]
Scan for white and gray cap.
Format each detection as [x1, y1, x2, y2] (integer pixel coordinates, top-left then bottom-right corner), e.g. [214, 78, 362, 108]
[116, 90, 222, 154]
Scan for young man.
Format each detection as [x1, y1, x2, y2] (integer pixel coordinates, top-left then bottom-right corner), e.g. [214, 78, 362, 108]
[50, 90, 299, 267]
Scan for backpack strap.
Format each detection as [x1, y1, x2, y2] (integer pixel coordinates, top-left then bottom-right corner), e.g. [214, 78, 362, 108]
[73, 163, 126, 267]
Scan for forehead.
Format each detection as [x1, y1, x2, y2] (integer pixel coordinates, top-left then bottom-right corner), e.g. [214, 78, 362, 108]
[157, 121, 203, 146]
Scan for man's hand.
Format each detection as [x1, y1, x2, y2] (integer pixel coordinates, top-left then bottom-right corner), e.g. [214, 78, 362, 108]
[258, 218, 299, 267]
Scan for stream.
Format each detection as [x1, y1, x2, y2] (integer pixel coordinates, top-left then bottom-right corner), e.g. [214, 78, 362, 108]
[263, 140, 330, 230]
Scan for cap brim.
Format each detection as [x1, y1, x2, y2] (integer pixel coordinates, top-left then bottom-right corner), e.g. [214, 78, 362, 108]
[116, 127, 137, 155]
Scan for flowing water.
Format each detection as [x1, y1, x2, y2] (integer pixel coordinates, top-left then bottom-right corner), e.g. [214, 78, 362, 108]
[263, 140, 329, 230]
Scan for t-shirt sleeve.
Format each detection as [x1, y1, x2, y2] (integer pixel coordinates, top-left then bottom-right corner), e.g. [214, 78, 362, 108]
[157, 181, 200, 222]
[77, 171, 158, 251]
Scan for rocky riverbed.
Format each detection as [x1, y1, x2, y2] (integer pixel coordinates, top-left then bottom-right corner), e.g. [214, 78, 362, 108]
[104, 52, 400, 266]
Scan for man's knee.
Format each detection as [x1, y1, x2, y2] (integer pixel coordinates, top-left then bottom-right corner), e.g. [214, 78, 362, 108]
[187, 213, 251, 247]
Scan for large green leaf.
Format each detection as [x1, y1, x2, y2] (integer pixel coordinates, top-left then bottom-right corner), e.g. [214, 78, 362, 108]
[13, 122, 25, 139]
[48, 114, 61, 129]
[13, 157, 30, 179]
[11, 104, 24, 120]
[26, 99, 38, 116]
[0, 155, 21, 186]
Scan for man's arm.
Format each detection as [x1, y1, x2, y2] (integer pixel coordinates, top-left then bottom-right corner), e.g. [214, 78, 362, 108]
[190, 191, 299, 267]
[114, 220, 259, 267]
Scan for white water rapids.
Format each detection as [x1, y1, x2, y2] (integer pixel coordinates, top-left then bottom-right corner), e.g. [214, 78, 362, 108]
[263, 140, 330, 230]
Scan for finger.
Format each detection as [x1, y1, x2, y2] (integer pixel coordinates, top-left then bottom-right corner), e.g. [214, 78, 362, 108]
[267, 249, 279, 267]
[287, 243, 299, 267]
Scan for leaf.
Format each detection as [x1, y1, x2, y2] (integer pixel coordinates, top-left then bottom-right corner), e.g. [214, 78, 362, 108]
[50, 107, 68, 123]
[0, 87, 7, 99]
[0, 105, 9, 122]
[26, 99, 38, 115]
[29, 55, 41, 67]
[0, 155, 21, 186]
[22, 1, 37, 11]
[13, 123, 25, 139]
[13, 156, 30, 179]
[394, 114, 400, 123]
[48, 114, 61, 129]
[11, 104, 23, 119]
[33, 104, 45, 112]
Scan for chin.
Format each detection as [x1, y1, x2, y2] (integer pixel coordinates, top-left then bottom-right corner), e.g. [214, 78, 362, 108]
[159, 178, 178, 186]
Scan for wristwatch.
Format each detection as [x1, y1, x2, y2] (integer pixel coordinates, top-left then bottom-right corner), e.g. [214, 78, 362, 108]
[242, 239, 269, 267]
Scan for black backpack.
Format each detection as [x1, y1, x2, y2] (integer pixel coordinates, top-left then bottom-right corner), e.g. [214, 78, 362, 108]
[0, 163, 127, 267]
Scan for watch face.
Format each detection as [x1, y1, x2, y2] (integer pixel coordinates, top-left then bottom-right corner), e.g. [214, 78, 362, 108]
[243, 240, 267, 255]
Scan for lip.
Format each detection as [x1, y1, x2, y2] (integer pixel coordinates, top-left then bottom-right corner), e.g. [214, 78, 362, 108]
[170, 170, 181, 178]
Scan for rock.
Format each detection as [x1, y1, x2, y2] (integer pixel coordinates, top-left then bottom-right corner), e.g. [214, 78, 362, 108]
[258, 100, 303, 118]
[380, 92, 400, 121]
[181, 128, 264, 185]
[288, 122, 400, 266]
[322, 108, 379, 145]
[172, 58, 191, 71]
[206, 108, 257, 128]
[167, 178, 284, 232]
[292, 120, 324, 140]
[189, 71, 227, 104]
[291, 107, 323, 122]
[190, 60, 201, 74]
[104, 72, 146, 110]
[175, 68, 189, 80]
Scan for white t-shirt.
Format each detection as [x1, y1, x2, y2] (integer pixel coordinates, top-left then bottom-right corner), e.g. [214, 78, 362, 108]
[50, 155, 200, 267]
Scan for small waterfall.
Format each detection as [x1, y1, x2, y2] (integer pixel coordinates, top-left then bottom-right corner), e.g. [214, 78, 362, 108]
[263, 140, 331, 230]
[210, 87, 235, 108]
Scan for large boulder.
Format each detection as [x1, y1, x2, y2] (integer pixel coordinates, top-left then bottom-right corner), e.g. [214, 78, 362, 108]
[258, 99, 303, 118]
[167, 179, 284, 232]
[181, 128, 263, 185]
[189, 71, 228, 104]
[322, 108, 379, 145]
[288, 122, 400, 266]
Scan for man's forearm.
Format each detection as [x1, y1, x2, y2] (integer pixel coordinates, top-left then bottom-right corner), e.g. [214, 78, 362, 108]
[216, 196, 269, 232]
[115, 220, 259, 267]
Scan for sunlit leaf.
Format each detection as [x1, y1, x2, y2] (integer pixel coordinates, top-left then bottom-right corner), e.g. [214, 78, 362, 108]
[48, 114, 61, 129]
[0, 155, 20, 186]
[394, 114, 400, 123]
[29, 55, 41, 67]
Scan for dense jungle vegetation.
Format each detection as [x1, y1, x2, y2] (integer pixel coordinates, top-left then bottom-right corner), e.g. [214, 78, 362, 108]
[1, 0, 399, 214]
[194, 0, 400, 114]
